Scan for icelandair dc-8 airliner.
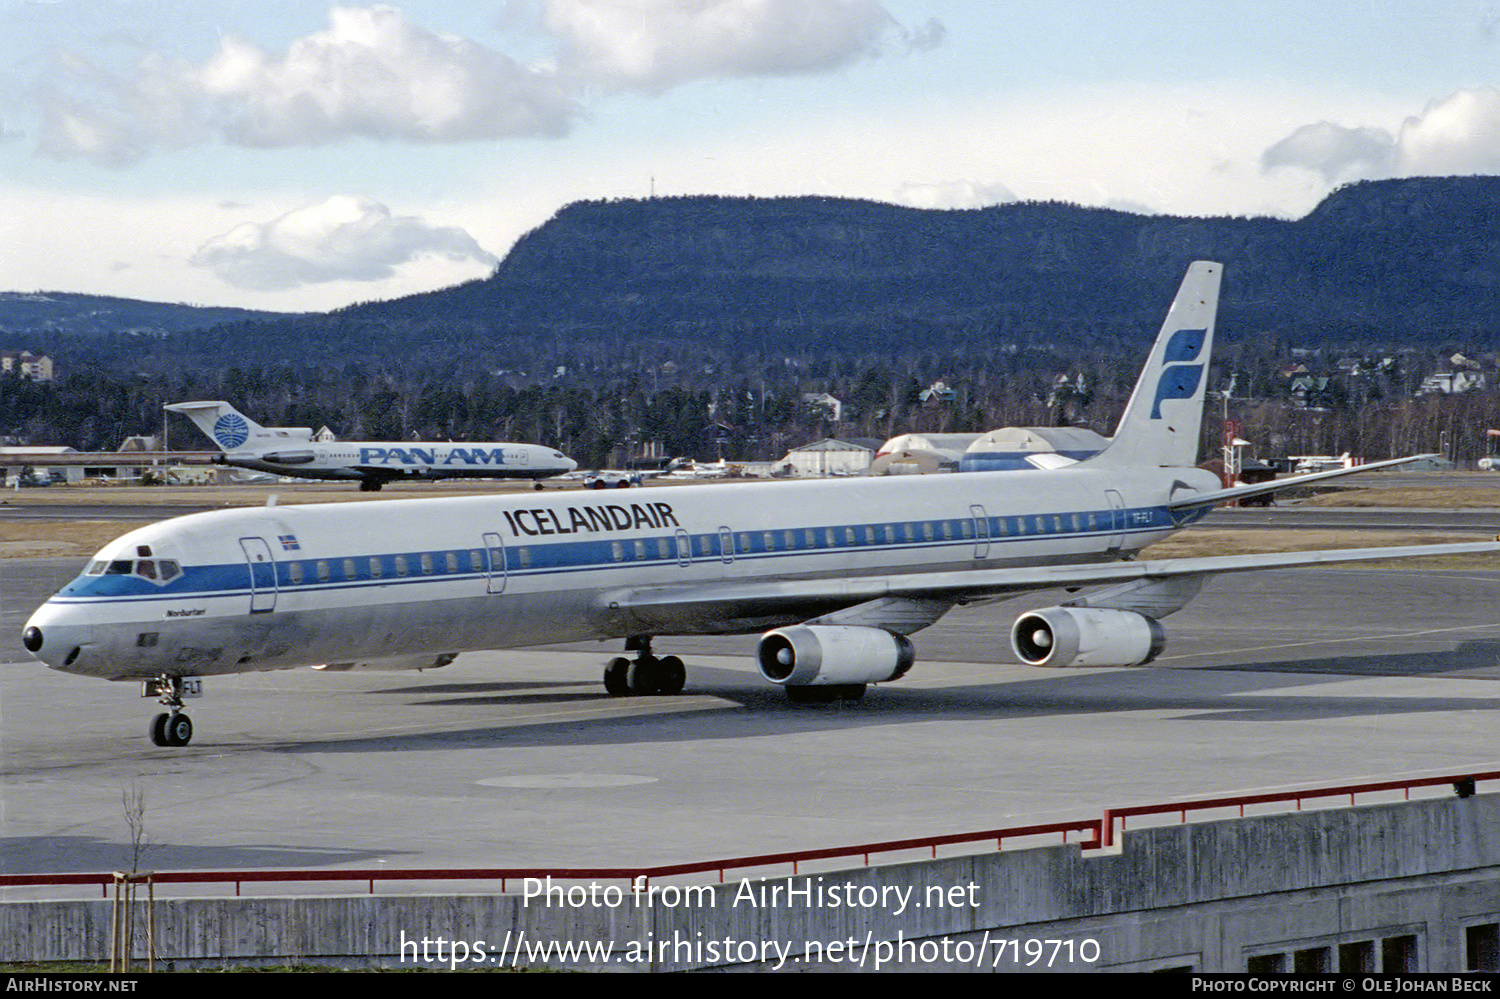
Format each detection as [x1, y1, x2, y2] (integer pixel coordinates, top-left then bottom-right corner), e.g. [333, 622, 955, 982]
[164, 400, 577, 490]
[25, 264, 1500, 746]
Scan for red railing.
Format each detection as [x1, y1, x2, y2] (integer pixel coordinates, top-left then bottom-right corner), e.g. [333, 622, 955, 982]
[1099, 767, 1500, 848]
[4, 769, 1493, 899]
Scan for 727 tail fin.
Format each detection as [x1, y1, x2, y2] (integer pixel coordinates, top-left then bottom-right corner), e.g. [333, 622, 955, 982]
[164, 401, 310, 451]
[1088, 261, 1221, 470]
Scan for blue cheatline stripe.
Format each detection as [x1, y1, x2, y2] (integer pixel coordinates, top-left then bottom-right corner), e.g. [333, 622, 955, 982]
[53, 504, 1178, 605]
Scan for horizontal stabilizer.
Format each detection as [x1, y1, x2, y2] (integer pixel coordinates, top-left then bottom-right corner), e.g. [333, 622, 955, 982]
[1169, 454, 1438, 509]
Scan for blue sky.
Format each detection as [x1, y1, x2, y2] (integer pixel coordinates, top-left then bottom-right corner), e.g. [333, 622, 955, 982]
[4, 1, 1500, 312]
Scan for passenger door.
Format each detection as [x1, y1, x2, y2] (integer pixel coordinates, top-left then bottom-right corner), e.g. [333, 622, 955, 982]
[239, 537, 277, 613]
[483, 532, 507, 594]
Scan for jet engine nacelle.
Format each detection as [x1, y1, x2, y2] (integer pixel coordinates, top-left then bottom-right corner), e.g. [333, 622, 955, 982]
[1010, 607, 1166, 668]
[757, 625, 915, 686]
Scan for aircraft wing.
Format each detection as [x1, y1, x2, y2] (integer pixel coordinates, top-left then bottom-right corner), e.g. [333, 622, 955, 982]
[595, 539, 1500, 634]
[1170, 454, 1437, 509]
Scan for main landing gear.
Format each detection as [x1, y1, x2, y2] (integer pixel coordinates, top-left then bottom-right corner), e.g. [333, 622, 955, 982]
[148, 675, 194, 747]
[603, 637, 686, 696]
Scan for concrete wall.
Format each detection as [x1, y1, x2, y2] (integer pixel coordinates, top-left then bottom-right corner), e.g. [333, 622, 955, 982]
[7, 794, 1500, 972]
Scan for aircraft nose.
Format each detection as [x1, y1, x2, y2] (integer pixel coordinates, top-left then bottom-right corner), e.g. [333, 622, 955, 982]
[23, 601, 94, 673]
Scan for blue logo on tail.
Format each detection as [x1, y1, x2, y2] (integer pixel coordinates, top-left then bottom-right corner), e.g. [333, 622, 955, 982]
[1150, 328, 1207, 419]
[213, 413, 250, 449]
[1162, 328, 1207, 364]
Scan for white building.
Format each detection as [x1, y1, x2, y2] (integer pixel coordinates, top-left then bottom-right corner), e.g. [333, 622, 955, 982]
[1, 352, 53, 381]
[780, 438, 875, 477]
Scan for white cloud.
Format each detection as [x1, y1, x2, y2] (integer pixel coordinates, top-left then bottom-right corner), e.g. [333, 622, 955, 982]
[543, 0, 940, 89]
[198, 6, 579, 147]
[29, 6, 580, 164]
[1263, 88, 1500, 183]
[1260, 121, 1395, 182]
[23, 2, 938, 164]
[892, 179, 1014, 210]
[190, 195, 498, 291]
[1394, 88, 1500, 174]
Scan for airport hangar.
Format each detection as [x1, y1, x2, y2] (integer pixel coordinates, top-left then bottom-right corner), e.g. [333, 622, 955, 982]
[3, 499, 1500, 971]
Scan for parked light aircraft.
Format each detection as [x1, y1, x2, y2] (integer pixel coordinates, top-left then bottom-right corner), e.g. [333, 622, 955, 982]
[164, 401, 576, 491]
[25, 263, 1500, 746]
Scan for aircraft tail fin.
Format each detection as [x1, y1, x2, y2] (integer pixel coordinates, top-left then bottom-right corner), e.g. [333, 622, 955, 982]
[1088, 261, 1221, 470]
[164, 401, 299, 451]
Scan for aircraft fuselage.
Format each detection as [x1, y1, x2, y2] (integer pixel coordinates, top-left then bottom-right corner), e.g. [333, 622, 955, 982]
[24, 465, 1218, 681]
[220, 441, 576, 483]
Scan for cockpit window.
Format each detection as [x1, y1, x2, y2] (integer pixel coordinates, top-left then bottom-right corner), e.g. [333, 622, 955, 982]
[88, 557, 181, 585]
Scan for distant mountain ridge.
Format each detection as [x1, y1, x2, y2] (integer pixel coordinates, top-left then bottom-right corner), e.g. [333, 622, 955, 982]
[0, 292, 292, 338]
[7, 177, 1500, 371]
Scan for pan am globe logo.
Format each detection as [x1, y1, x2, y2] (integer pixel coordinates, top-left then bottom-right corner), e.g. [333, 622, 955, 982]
[213, 413, 250, 449]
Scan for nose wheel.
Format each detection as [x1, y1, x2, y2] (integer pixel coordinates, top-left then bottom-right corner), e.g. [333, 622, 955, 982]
[150, 711, 193, 747]
[147, 675, 194, 747]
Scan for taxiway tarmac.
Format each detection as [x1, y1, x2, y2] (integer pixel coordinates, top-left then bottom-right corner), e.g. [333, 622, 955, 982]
[4, 548, 1500, 883]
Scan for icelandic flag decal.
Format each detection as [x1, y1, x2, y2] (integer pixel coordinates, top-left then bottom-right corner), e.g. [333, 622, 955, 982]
[278, 534, 301, 551]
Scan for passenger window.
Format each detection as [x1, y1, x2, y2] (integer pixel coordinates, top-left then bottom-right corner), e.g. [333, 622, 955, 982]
[288, 562, 303, 584]
[343, 558, 356, 579]
[316, 560, 330, 582]
[420, 553, 433, 575]
[394, 555, 407, 576]
[369, 557, 383, 578]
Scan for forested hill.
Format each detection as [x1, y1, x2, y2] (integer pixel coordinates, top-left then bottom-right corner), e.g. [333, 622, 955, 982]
[16, 176, 1500, 372]
[378, 175, 1500, 351]
[0, 292, 290, 339]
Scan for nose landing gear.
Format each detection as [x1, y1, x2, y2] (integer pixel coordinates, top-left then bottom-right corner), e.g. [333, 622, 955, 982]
[146, 675, 194, 747]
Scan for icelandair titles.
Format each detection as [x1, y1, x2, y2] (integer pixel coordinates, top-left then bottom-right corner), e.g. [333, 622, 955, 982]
[503, 502, 680, 538]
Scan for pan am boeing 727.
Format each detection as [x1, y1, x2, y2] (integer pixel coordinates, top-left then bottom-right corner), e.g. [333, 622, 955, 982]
[164, 401, 576, 490]
[25, 263, 1500, 745]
